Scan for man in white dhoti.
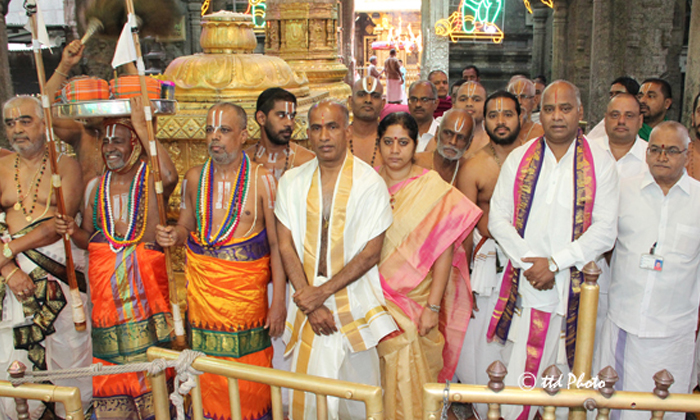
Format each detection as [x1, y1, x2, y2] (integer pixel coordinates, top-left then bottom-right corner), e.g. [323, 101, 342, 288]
[600, 121, 700, 420]
[275, 100, 397, 420]
[453, 91, 523, 419]
[488, 81, 618, 420]
[0, 96, 91, 419]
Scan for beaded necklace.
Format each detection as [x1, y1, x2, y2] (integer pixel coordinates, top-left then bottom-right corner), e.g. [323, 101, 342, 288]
[195, 152, 250, 247]
[349, 137, 378, 166]
[94, 161, 149, 253]
[14, 149, 48, 222]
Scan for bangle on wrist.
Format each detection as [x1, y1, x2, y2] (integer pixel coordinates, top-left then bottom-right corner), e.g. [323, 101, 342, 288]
[2, 267, 19, 284]
[55, 69, 69, 78]
[427, 304, 441, 313]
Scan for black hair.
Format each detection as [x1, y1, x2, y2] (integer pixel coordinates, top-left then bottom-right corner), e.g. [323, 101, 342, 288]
[610, 76, 640, 96]
[483, 90, 521, 117]
[462, 65, 480, 78]
[256, 88, 297, 116]
[641, 78, 672, 100]
[378, 112, 419, 145]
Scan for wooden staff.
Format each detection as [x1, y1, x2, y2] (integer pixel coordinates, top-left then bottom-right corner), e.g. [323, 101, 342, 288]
[122, 0, 187, 348]
[24, 0, 86, 331]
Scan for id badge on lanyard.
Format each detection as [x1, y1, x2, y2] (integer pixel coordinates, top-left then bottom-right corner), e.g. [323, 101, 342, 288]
[640, 242, 663, 272]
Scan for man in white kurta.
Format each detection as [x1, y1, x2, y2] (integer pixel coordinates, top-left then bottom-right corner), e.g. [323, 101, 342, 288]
[275, 100, 397, 420]
[589, 93, 647, 372]
[600, 122, 700, 420]
[488, 81, 618, 420]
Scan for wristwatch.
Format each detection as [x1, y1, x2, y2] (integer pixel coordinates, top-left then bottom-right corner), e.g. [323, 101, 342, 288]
[3, 243, 13, 259]
[548, 257, 559, 273]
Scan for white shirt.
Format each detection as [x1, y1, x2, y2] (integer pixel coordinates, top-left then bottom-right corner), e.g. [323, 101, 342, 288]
[489, 136, 619, 313]
[608, 171, 700, 338]
[591, 135, 649, 294]
[592, 135, 648, 180]
[417, 118, 440, 153]
[586, 119, 606, 142]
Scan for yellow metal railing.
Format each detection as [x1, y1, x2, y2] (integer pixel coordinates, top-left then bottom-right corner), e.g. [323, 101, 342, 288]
[0, 379, 84, 420]
[423, 261, 700, 420]
[147, 347, 384, 420]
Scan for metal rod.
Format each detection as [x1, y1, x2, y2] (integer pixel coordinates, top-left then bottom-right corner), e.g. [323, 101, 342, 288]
[148, 368, 170, 420]
[423, 384, 700, 414]
[191, 376, 204, 420]
[0, 381, 84, 420]
[542, 406, 556, 420]
[147, 348, 383, 420]
[122, 0, 186, 348]
[228, 378, 242, 420]
[270, 386, 284, 420]
[487, 403, 501, 420]
[315, 394, 328, 420]
[24, 0, 86, 332]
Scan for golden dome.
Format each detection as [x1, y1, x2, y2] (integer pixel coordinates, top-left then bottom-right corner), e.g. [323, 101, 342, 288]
[164, 11, 309, 102]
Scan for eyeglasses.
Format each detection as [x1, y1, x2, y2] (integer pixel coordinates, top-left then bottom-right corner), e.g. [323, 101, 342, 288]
[408, 96, 436, 104]
[513, 94, 534, 100]
[646, 146, 687, 157]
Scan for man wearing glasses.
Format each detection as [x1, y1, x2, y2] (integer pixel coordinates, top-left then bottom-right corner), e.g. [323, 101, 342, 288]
[407, 80, 440, 152]
[600, 121, 700, 420]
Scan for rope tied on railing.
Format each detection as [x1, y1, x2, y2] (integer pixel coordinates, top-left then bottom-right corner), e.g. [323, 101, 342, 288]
[7, 349, 205, 420]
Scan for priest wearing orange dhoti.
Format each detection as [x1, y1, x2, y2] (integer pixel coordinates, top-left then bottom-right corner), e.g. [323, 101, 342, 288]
[156, 102, 286, 420]
[56, 97, 179, 420]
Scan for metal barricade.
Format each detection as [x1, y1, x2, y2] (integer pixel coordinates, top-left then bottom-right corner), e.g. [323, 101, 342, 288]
[423, 261, 700, 420]
[147, 347, 384, 420]
[0, 362, 84, 420]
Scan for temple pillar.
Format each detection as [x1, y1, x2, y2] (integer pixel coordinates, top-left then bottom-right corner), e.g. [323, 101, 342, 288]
[186, 0, 203, 54]
[682, 0, 700, 126]
[531, 6, 549, 78]
[587, 0, 615, 124]
[340, 0, 355, 85]
[550, 0, 568, 81]
[420, 0, 449, 79]
[266, 0, 351, 100]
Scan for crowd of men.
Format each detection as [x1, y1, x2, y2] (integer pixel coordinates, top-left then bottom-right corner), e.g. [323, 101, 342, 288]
[1, 41, 700, 420]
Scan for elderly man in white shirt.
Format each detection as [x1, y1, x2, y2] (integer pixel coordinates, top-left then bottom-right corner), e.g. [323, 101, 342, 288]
[590, 93, 648, 370]
[600, 122, 700, 420]
[489, 80, 619, 420]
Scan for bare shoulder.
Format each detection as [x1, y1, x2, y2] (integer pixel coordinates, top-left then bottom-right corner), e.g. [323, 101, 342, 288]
[293, 143, 315, 165]
[414, 151, 432, 169]
[58, 153, 81, 172]
[244, 143, 257, 156]
[184, 165, 203, 185]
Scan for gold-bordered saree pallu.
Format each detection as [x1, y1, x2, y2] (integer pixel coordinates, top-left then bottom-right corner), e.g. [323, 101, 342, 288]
[377, 170, 481, 420]
[186, 229, 273, 420]
[88, 232, 173, 420]
[487, 131, 596, 397]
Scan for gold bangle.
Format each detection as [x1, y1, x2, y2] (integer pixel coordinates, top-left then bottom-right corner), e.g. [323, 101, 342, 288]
[3, 267, 19, 284]
[55, 69, 69, 78]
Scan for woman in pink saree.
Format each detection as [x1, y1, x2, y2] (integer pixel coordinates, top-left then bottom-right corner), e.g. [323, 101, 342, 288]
[375, 112, 482, 420]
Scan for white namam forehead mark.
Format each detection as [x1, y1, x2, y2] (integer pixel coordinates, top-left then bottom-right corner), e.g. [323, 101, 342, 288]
[362, 76, 378, 94]
[284, 102, 296, 120]
[104, 124, 118, 142]
[454, 114, 466, 133]
[465, 82, 477, 97]
[496, 97, 503, 113]
[640, 83, 652, 95]
[209, 109, 224, 133]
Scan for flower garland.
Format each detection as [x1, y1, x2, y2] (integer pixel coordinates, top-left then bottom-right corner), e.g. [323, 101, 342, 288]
[94, 161, 149, 253]
[195, 152, 250, 247]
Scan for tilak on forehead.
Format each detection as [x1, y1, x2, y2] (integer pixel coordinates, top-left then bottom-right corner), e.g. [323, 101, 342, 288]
[512, 80, 527, 96]
[5, 106, 21, 120]
[496, 97, 503, 112]
[209, 109, 224, 134]
[454, 114, 466, 132]
[284, 102, 296, 120]
[640, 84, 652, 95]
[362, 76, 378, 94]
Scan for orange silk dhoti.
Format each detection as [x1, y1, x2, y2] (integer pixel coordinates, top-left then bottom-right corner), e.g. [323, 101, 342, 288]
[186, 229, 273, 420]
[88, 233, 173, 420]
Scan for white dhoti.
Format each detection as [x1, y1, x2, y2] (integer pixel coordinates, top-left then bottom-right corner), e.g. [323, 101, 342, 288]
[599, 318, 694, 420]
[453, 236, 506, 419]
[387, 79, 403, 103]
[0, 239, 92, 420]
[500, 309, 568, 420]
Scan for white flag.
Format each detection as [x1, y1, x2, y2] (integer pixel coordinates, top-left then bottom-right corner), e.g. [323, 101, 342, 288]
[24, 0, 51, 49]
[111, 21, 137, 69]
